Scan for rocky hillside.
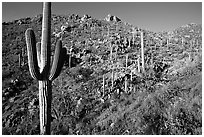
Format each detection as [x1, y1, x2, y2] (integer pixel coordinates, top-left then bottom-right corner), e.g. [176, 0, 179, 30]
[2, 13, 202, 135]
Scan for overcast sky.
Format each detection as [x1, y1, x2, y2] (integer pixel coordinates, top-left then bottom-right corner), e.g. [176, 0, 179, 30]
[2, 2, 202, 32]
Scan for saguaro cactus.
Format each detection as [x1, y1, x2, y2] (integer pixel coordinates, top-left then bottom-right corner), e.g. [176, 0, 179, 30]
[130, 70, 133, 92]
[137, 55, 140, 73]
[18, 53, 21, 67]
[103, 74, 105, 97]
[25, 2, 66, 135]
[125, 75, 127, 93]
[128, 37, 131, 48]
[69, 47, 72, 68]
[22, 48, 25, 66]
[167, 38, 169, 49]
[141, 31, 145, 73]
[132, 28, 136, 46]
[111, 67, 114, 91]
[109, 42, 113, 62]
[182, 37, 184, 46]
[126, 53, 128, 69]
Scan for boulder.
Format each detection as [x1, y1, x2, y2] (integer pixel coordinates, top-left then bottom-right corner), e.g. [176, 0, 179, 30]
[61, 25, 72, 32]
[105, 14, 121, 22]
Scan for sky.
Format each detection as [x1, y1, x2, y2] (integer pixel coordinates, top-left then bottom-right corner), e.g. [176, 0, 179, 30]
[2, 2, 202, 32]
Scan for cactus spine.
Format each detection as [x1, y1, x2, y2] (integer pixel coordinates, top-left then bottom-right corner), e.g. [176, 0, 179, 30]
[25, 2, 66, 135]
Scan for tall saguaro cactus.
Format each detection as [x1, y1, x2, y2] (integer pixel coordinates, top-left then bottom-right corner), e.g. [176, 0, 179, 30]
[25, 2, 66, 135]
[141, 31, 145, 73]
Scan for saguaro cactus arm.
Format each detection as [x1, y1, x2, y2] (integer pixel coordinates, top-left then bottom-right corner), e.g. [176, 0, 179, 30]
[36, 42, 41, 67]
[25, 28, 42, 80]
[49, 40, 67, 81]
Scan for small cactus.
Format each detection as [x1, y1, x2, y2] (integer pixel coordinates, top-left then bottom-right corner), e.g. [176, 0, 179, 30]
[126, 53, 128, 70]
[111, 68, 114, 91]
[25, 2, 66, 135]
[110, 42, 113, 61]
[182, 37, 184, 46]
[128, 37, 131, 48]
[125, 75, 127, 93]
[18, 53, 21, 68]
[167, 38, 169, 49]
[103, 74, 105, 97]
[22, 48, 25, 66]
[130, 70, 133, 92]
[108, 26, 110, 37]
[137, 56, 140, 73]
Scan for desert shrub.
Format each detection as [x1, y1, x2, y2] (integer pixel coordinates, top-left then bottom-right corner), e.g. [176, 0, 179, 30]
[69, 66, 93, 82]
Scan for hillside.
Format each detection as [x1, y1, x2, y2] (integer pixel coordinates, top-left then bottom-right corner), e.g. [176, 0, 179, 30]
[2, 14, 202, 135]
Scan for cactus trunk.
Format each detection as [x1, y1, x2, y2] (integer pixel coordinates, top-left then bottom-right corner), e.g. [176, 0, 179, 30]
[39, 80, 52, 135]
[39, 3, 51, 134]
[41, 2, 51, 75]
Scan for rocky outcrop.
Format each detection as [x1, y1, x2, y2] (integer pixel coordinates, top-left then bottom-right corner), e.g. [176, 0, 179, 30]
[105, 14, 121, 22]
[81, 14, 91, 21]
